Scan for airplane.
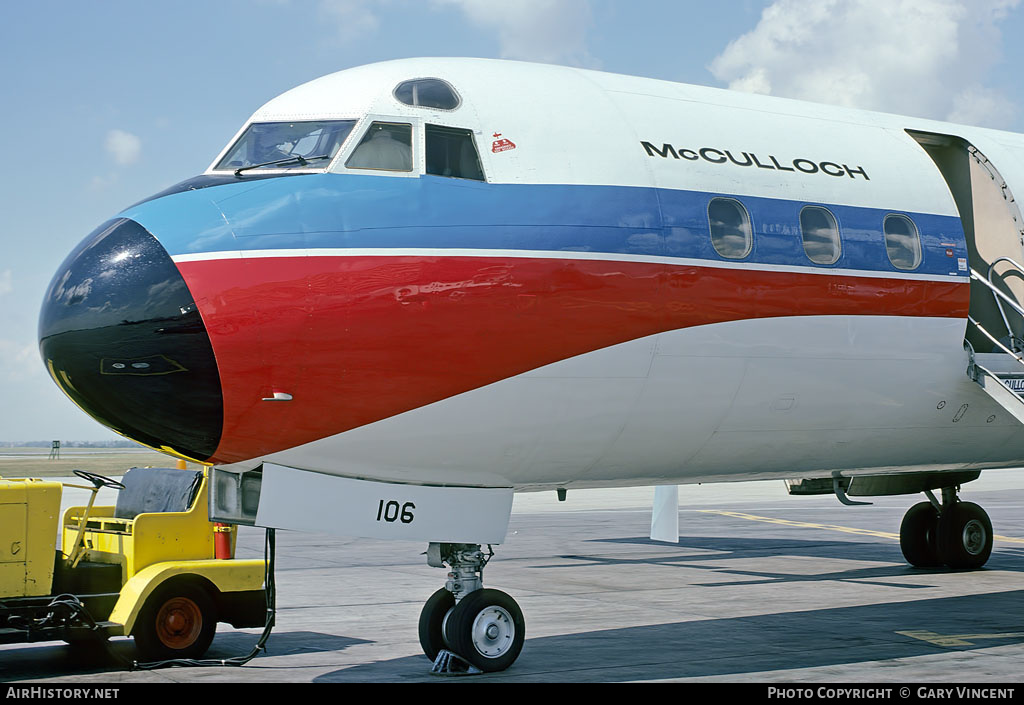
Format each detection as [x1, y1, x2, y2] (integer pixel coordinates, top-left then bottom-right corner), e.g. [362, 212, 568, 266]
[37, 57, 1024, 673]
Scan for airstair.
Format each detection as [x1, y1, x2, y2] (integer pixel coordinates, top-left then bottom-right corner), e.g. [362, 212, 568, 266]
[967, 258, 1024, 423]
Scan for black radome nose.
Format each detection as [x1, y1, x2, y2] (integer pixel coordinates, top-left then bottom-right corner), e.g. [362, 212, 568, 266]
[38, 218, 223, 460]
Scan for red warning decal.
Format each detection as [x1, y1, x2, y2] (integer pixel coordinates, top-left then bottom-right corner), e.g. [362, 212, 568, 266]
[492, 132, 516, 153]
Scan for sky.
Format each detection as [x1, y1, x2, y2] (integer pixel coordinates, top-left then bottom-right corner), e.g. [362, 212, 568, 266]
[2, 0, 1023, 441]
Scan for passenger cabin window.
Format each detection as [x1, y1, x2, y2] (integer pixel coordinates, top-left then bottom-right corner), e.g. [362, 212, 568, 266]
[215, 120, 356, 172]
[394, 78, 461, 110]
[346, 122, 413, 172]
[426, 125, 484, 181]
[800, 206, 841, 264]
[708, 198, 753, 259]
[883, 214, 922, 270]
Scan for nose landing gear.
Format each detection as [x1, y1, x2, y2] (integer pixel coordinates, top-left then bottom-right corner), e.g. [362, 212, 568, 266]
[443, 588, 524, 672]
[417, 543, 525, 673]
[900, 487, 993, 569]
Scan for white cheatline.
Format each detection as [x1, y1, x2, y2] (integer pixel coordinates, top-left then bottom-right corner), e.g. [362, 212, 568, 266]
[171, 247, 966, 284]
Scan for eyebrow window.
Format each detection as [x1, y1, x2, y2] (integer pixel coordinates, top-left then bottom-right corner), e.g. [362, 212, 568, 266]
[394, 78, 461, 110]
[426, 125, 484, 181]
[883, 214, 922, 270]
[800, 206, 841, 264]
[708, 198, 752, 259]
[346, 122, 413, 172]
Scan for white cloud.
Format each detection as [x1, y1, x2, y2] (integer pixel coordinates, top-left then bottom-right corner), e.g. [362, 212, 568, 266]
[0, 270, 10, 296]
[434, 0, 597, 67]
[0, 339, 40, 381]
[88, 172, 118, 192]
[104, 129, 142, 166]
[710, 0, 1020, 128]
[318, 0, 381, 43]
[947, 85, 1017, 128]
[312, 0, 597, 63]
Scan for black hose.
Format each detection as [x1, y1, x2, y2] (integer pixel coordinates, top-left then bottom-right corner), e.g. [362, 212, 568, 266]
[7, 594, 98, 634]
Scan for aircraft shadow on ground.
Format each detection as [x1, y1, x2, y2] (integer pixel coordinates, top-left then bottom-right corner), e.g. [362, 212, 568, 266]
[316, 589, 1024, 682]
[205, 630, 370, 658]
[0, 631, 366, 681]
[529, 534, 1024, 588]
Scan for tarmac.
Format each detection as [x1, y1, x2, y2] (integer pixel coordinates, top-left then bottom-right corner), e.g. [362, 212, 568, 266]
[2, 471, 1023, 684]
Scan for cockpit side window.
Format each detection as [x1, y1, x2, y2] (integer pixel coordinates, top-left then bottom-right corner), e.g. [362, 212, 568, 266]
[215, 120, 356, 172]
[425, 125, 484, 181]
[345, 122, 413, 172]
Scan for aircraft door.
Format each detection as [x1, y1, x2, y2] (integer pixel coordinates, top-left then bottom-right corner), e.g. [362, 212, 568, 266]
[907, 130, 1024, 353]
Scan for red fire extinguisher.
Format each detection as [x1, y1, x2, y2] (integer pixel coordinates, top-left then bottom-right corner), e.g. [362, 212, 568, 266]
[214, 522, 234, 559]
[178, 459, 235, 559]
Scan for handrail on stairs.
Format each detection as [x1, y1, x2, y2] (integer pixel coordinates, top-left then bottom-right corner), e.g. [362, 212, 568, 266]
[967, 315, 1024, 368]
[982, 258, 1024, 348]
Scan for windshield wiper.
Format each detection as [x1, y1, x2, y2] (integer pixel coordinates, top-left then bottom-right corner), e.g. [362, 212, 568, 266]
[234, 154, 331, 176]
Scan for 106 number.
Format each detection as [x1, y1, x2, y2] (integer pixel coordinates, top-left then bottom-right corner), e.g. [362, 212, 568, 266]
[376, 499, 415, 524]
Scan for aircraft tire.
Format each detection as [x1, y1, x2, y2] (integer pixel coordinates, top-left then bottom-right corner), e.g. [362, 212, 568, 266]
[938, 501, 993, 570]
[133, 580, 217, 661]
[899, 502, 943, 567]
[444, 588, 525, 673]
[417, 587, 455, 661]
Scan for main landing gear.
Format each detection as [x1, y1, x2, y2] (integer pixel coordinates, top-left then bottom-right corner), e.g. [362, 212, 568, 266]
[900, 487, 993, 569]
[418, 543, 525, 673]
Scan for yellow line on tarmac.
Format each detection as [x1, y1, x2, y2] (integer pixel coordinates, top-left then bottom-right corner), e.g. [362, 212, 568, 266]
[897, 630, 1024, 647]
[697, 509, 1024, 545]
[992, 534, 1024, 544]
[698, 509, 900, 540]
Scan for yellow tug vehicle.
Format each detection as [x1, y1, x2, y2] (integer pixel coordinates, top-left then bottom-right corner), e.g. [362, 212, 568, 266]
[0, 466, 267, 660]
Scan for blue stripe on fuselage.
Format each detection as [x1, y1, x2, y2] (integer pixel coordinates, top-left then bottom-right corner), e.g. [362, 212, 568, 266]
[119, 173, 967, 277]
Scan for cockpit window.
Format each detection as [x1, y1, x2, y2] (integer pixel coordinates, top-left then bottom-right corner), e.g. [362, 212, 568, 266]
[394, 79, 461, 111]
[426, 125, 484, 181]
[214, 120, 356, 172]
[346, 122, 413, 172]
